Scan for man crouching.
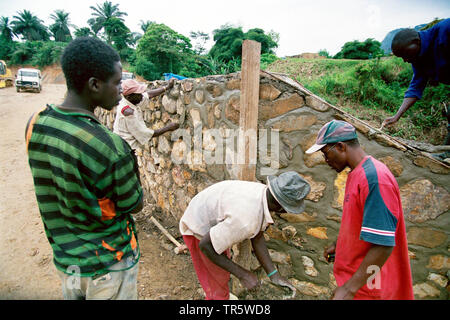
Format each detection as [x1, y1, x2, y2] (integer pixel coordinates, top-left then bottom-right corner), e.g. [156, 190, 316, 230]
[179, 171, 310, 300]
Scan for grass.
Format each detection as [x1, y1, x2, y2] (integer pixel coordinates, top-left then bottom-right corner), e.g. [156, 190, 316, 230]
[266, 57, 449, 145]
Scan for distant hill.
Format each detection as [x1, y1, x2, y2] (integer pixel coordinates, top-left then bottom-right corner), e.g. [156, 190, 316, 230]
[381, 24, 427, 54]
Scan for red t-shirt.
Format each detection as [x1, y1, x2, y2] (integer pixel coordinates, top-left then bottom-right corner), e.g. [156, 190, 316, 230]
[334, 156, 414, 300]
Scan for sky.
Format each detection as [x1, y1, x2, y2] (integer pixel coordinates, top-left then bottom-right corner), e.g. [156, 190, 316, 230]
[1, 0, 449, 57]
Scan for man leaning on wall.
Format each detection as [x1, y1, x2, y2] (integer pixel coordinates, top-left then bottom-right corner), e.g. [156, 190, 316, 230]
[113, 78, 179, 150]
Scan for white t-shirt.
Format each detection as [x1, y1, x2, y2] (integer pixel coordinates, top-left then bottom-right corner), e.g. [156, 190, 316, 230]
[113, 93, 154, 150]
[179, 180, 274, 254]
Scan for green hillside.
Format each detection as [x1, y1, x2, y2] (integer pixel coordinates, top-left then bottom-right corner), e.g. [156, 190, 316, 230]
[266, 57, 449, 145]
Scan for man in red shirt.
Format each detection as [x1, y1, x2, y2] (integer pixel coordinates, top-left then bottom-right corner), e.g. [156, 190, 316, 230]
[306, 120, 414, 300]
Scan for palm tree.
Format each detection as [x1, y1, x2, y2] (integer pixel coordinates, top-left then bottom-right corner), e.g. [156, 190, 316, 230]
[0, 17, 16, 41]
[11, 10, 49, 41]
[88, 1, 127, 42]
[49, 10, 74, 42]
[139, 20, 154, 33]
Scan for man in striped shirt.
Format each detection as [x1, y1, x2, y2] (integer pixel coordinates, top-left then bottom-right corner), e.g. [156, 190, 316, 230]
[25, 37, 143, 299]
[306, 120, 414, 300]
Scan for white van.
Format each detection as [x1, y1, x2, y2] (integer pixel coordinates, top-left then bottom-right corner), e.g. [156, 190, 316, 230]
[15, 68, 42, 93]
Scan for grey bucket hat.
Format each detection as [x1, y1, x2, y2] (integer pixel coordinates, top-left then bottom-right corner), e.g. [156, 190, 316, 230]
[267, 171, 311, 214]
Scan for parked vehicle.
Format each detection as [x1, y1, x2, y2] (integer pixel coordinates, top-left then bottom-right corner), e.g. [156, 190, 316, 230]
[15, 68, 42, 93]
[122, 72, 135, 80]
[0, 60, 13, 88]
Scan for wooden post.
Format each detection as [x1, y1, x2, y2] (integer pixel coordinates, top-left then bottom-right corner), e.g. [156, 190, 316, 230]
[238, 39, 261, 182]
[231, 39, 261, 297]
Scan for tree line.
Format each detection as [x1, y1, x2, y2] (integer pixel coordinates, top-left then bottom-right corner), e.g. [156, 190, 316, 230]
[1, 1, 425, 80]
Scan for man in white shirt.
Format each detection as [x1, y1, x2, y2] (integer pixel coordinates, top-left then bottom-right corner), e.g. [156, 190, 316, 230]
[179, 171, 311, 300]
[113, 78, 179, 150]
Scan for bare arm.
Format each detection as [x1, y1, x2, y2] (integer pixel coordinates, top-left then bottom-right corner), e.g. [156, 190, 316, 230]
[152, 122, 179, 138]
[251, 231, 296, 294]
[199, 232, 259, 290]
[332, 244, 393, 300]
[382, 97, 417, 128]
[147, 78, 175, 98]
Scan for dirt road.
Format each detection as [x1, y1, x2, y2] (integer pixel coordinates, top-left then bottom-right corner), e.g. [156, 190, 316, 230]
[0, 84, 200, 300]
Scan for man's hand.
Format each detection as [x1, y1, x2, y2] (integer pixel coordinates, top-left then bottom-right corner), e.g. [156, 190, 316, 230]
[238, 270, 260, 290]
[324, 242, 336, 262]
[269, 273, 296, 297]
[331, 285, 355, 300]
[381, 115, 399, 129]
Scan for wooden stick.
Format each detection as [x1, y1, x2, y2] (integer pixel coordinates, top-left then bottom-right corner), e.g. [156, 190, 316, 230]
[149, 216, 181, 247]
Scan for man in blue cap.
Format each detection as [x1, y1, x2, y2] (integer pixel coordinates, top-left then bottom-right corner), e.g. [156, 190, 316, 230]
[307, 120, 414, 300]
[179, 171, 310, 300]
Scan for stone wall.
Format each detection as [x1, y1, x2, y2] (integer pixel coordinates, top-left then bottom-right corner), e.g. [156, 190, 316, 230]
[95, 71, 449, 300]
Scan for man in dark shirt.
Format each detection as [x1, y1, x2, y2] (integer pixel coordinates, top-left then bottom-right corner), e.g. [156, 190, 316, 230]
[382, 19, 450, 160]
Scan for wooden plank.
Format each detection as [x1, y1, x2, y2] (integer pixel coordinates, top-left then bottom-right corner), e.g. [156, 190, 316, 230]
[232, 40, 261, 296]
[238, 39, 261, 182]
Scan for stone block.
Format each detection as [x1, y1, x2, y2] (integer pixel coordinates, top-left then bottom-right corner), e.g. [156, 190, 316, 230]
[413, 155, 450, 174]
[171, 166, 185, 187]
[265, 225, 286, 241]
[280, 212, 317, 223]
[206, 84, 223, 97]
[259, 93, 305, 121]
[181, 81, 193, 92]
[400, 179, 449, 223]
[407, 227, 447, 248]
[304, 152, 327, 168]
[259, 84, 281, 101]
[268, 249, 291, 264]
[162, 95, 177, 114]
[281, 225, 297, 240]
[266, 113, 318, 132]
[301, 256, 318, 277]
[157, 136, 171, 154]
[307, 227, 328, 240]
[427, 255, 450, 270]
[298, 174, 326, 202]
[332, 167, 350, 210]
[189, 108, 202, 128]
[288, 278, 330, 297]
[413, 282, 441, 299]
[305, 95, 330, 112]
[195, 89, 205, 104]
[225, 95, 240, 125]
[171, 140, 187, 164]
[226, 78, 241, 90]
[427, 273, 448, 287]
[379, 156, 403, 177]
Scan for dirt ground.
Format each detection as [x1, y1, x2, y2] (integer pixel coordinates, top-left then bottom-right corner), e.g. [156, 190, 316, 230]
[0, 84, 203, 300]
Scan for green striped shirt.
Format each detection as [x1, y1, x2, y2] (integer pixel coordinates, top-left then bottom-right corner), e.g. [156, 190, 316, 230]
[26, 104, 143, 277]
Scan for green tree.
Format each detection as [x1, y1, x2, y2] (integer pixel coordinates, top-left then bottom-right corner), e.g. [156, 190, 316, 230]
[49, 10, 73, 42]
[0, 17, 16, 41]
[209, 25, 244, 63]
[103, 17, 134, 61]
[74, 27, 94, 38]
[11, 10, 49, 41]
[209, 25, 279, 64]
[318, 49, 330, 58]
[139, 20, 154, 33]
[245, 28, 278, 54]
[334, 38, 384, 59]
[88, 1, 127, 42]
[136, 23, 193, 79]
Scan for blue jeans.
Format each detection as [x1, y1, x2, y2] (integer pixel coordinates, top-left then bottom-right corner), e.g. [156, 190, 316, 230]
[57, 252, 139, 300]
